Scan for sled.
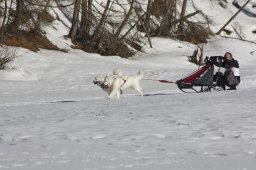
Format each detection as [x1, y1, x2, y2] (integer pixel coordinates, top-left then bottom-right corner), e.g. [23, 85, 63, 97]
[144, 57, 223, 93]
[176, 62, 214, 93]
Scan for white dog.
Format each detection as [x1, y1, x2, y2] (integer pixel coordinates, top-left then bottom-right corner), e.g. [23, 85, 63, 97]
[103, 70, 144, 99]
[93, 75, 110, 92]
[93, 68, 123, 94]
[113, 68, 123, 77]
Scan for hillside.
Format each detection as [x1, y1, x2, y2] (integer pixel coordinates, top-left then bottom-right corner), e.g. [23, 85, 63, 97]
[36, 0, 255, 56]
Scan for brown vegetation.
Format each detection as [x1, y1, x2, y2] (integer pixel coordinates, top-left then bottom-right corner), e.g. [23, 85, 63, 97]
[151, 0, 166, 17]
[0, 31, 59, 52]
[39, 11, 55, 23]
[178, 22, 214, 44]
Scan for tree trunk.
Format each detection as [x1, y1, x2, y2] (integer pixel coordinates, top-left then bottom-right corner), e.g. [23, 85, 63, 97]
[157, 0, 177, 36]
[216, 0, 251, 35]
[78, 0, 88, 40]
[134, 8, 152, 48]
[78, 0, 93, 40]
[7, 0, 13, 25]
[69, 0, 81, 40]
[1, 0, 8, 28]
[145, 0, 152, 34]
[1, 0, 8, 35]
[114, 0, 135, 38]
[11, 0, 24, 32]
[91, 0, 111, 40]
[171, 10, 200, 28]
[86, 0, 93, 36]
[178, 0, 188, 32]
[120, 11, 147, 40]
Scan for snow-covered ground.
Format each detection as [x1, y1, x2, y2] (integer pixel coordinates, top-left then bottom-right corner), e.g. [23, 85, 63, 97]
[1, 0, 256, 170]
[0, 37, 256, 170]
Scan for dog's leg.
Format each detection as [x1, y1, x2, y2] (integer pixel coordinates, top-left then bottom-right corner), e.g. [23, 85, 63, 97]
[107, 88, 118, 99]
[116, 90, 120, 99]
[134, 86, 143, 96]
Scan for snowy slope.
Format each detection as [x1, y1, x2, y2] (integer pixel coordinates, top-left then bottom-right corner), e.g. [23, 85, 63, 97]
[191, 0, 256, 40]
[0, 37, 256, 170]
[1, 1, 256, 170]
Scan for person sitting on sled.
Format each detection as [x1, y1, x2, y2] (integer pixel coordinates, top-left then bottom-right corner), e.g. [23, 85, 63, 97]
[211, 52, 240, 90]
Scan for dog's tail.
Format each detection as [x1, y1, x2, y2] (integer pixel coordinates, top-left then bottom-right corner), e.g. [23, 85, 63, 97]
[137, 70, 144, 80]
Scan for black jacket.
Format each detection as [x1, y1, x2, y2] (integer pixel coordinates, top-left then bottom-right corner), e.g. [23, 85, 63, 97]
[213, 56, 240, 82]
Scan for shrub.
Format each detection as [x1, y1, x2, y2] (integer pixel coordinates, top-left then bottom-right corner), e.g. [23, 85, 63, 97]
[0, 46, 17, 70]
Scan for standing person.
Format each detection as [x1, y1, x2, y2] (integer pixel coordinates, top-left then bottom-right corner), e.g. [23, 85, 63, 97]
[211, 52, 240, 90]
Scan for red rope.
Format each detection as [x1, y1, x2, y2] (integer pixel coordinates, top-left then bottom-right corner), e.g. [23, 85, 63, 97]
[159, 80, 174, 83]
[143, 79, 174, 83]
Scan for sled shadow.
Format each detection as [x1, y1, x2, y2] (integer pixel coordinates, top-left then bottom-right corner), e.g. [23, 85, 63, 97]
[48, 100, 77, 104]
[144, 92, 179, 97]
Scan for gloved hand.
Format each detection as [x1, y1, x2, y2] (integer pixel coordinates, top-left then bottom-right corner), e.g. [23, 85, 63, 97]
[210, 56, 217, 62]
[217, 56, 223, 62]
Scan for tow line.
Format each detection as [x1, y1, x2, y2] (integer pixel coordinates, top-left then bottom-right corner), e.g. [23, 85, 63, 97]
[143, 78, 175, 84]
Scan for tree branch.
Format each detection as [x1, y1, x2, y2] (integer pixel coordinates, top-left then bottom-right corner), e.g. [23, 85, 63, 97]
[216, 0, 251, 35]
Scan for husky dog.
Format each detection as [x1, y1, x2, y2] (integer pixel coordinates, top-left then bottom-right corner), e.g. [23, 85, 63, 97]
[93, 68, 124, 94]
[93, 75, 110, 93]
[103, 70, 144, 99]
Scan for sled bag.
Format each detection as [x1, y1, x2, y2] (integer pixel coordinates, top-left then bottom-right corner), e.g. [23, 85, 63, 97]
[225, 70, 239, 86]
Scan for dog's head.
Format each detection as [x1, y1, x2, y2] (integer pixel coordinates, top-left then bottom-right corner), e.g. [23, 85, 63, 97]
[113, 68, 123, 77]
[93, 75, 105, 86]
[103, 76, 114, 87]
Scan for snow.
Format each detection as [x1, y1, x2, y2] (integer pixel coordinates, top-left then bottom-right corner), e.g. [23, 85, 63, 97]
[1, 1, 256, 170]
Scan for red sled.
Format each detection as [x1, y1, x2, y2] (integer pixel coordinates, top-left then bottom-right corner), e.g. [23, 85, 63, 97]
[176, 63, 214, 93]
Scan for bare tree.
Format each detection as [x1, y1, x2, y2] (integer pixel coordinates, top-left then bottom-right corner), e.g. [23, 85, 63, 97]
[216, 0, 251, 35]
[134, 6, 152, 47]
[10, 0, 24, 32]
[145, 0, 152, 33]
[1, 0, 8, 30]
[114, 0, 136, 38]
[91, 0, 112, 41]
[7, 0, 14, 26]
[69, 0, 81, 40]
[157, 0, 177, 36]
[178, 0, 188, 32]
[77, 0, 94, 40]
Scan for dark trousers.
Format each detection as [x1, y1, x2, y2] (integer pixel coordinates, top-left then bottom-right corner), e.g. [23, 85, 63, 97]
[214, 72, 240, 90]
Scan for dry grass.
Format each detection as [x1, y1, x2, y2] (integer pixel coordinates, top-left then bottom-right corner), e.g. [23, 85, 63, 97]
[178, 22, 214, 44]
[151, 0, 166, 17]
[40, 11, 55, 23]
[1, 7, 58, 52]
[72, 40, 135, 58]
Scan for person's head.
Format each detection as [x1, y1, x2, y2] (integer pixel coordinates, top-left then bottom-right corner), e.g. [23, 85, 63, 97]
[224, 52, 233, 61]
